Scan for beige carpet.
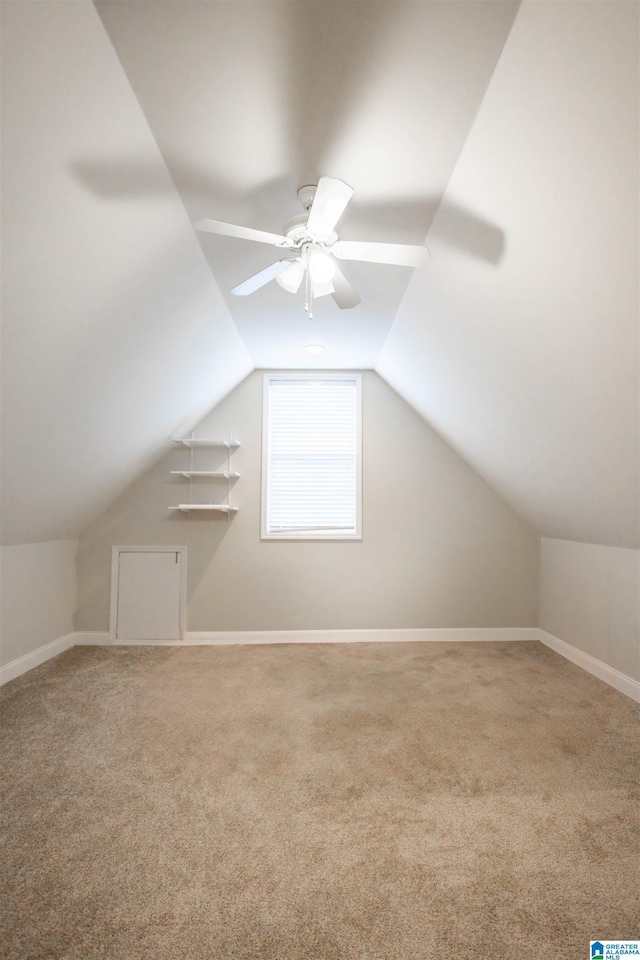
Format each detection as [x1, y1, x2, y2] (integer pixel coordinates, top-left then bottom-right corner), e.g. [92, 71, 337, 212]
[1, 640, 638, 959]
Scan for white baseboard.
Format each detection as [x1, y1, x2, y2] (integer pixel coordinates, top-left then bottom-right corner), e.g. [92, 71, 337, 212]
[538, 629, 640, 703]
[184, 627, 540, 646]
[1, 627, 538, 683]
[0, 631, 109, 686]
[0, 632, 77, 685]
[3, 628, 637, 704]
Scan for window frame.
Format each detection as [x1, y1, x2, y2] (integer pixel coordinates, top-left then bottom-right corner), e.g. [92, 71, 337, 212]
[261, 373, 363, 541]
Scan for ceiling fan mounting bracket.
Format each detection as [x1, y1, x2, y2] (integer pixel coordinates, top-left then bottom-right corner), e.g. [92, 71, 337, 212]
[297, 185, 317, 212]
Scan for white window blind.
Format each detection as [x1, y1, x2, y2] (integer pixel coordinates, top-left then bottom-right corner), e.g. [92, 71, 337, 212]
[262, 375, 362, 539]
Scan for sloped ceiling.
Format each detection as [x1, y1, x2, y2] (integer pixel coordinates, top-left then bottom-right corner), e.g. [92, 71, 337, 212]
[1, 1, 637, 551]
[0, 1, 252, 545]
[92, 0, 519, 369]
[378, 1, 639, 548]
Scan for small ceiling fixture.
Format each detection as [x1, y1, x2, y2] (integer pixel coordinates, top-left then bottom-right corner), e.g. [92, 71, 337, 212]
[195, 178, 429, 319]
[304, 343, 326, 354]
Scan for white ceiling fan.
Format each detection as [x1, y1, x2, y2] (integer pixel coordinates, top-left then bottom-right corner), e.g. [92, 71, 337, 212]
[195, 177, 429, 318]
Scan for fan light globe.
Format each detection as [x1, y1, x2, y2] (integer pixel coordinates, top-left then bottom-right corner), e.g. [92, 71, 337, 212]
[311, 279, 334, 298]
[308, 250, 336, 284]
[276, 260, 305, 293]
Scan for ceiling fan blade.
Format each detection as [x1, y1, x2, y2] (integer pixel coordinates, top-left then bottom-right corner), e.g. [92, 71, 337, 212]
[231, 260, 291, 296]
[194, 219, 289, 246]
[333, 240, 429, 267]
[331, 265, 361, 309]
[306, 177, 354, 237]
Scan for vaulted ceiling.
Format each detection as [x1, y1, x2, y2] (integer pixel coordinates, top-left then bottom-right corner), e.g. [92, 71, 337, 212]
[1, 1, 638, 548]
[92, 0, 518, 368]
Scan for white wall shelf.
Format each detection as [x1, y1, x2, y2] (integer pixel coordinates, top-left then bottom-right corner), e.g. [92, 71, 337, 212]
[169, 504, 238, 513]
[170, 471, 240, 479]
[173, 438, 240, 449]
[169, 434, 239, 515]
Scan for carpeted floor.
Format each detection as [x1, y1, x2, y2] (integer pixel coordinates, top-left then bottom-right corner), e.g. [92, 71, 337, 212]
[1, 640, 638, 959]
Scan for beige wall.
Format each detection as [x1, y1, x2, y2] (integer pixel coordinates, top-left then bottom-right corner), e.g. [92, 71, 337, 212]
[539, 538, 640, 680]
[0, 540, 77, 666]
[76, 372, 539, 632]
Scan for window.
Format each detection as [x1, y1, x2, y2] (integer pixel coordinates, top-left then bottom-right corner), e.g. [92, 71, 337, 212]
[261, 374, 362, 540]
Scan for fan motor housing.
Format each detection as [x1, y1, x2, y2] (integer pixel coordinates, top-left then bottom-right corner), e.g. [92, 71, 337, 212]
[284, 213, 339, 247]
[283, 214, 310, 245]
